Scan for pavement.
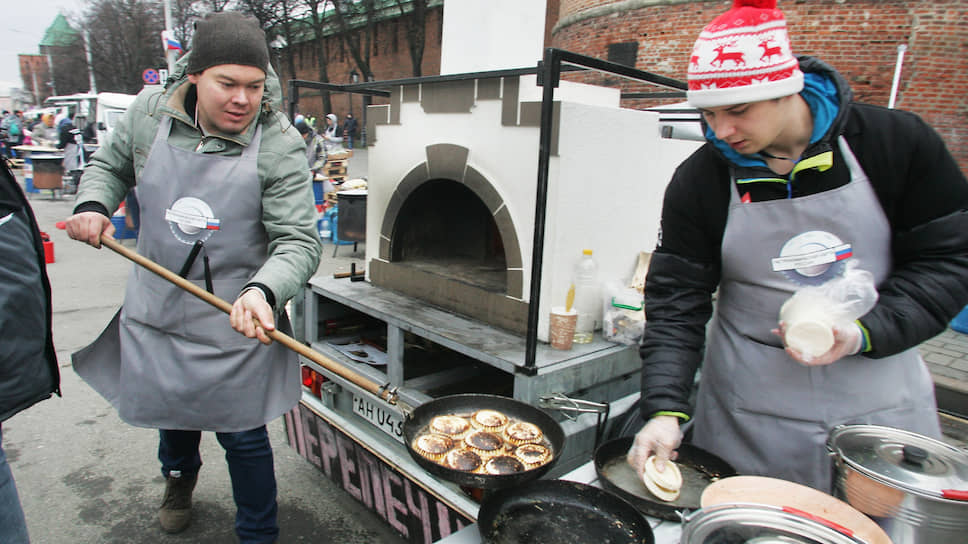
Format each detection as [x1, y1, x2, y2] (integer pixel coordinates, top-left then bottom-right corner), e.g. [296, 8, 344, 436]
[5, 146, 967, 543]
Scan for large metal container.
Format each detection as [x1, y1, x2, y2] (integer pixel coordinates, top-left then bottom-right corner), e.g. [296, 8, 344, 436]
[681, 503, 865, 544]
[827, 424, 968, 544]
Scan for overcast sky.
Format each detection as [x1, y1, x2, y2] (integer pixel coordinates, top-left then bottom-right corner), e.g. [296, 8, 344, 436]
[1, 0, 90, 98]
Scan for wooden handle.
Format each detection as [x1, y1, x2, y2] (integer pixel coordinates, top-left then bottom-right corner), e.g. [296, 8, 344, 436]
[99, 235, 398, 405]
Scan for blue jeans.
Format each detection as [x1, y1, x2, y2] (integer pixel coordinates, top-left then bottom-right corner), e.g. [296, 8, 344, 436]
[159, 426, 278, 543]
[0, 425, 29, 544]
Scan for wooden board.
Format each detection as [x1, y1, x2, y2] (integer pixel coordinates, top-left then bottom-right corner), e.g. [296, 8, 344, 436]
[701, 476, 892, 544]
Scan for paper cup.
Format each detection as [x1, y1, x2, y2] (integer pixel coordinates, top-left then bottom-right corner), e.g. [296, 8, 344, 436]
[549, 307, 578, 350]
[779, 295, 835, 358]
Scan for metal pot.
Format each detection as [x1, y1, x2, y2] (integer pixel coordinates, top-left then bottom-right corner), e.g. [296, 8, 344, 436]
[827, 424, 968, 544]
[681, 503, 867, 544]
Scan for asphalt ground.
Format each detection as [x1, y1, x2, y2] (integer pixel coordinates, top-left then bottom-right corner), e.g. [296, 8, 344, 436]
[4, 152, 400, 544]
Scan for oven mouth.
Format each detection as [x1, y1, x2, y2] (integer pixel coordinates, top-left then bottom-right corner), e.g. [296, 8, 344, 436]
[391, 178, 507, 293]
[371, 173, 528, 334]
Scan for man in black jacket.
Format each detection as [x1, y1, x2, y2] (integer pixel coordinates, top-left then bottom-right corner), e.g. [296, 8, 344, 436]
[628, 0, 968, 492]
[0, 157, 61, 543]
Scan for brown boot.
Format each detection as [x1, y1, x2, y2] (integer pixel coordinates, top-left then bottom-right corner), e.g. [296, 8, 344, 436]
[159, 472, 198, 534]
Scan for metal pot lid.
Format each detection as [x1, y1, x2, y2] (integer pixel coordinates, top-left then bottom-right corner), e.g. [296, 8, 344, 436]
[828, 424, 968, 496]
[681, 504, 864, 544]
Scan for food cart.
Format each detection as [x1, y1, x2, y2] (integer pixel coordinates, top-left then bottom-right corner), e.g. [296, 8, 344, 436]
[283, 48, 708, 543]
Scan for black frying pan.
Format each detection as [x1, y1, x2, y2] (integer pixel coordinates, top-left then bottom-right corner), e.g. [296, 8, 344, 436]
[594, 436, 736, 521]
[101, 236, 564, 490]
[402, 393, 565, 489]
[478, 479, 655, 544]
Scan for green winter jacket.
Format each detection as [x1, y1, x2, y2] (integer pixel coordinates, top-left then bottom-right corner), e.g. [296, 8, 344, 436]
[76, 53, 321, 310]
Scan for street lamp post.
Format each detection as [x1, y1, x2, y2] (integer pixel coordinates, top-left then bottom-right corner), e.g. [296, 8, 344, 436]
[349, 70, 359, 146]
[362, 75, 373, 147]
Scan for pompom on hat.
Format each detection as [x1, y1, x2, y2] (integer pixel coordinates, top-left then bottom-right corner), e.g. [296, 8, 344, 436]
[687, 0, 803, 108]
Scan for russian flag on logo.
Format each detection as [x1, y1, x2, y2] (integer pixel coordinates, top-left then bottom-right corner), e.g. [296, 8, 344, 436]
[835, 246, 853, 260]
[206, 218, 220, 230]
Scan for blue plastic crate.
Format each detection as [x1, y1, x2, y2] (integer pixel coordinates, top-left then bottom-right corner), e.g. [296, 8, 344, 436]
[952, 306, 968, 334]
[312, 181, 325, 205]
[110, 216, 138, 240]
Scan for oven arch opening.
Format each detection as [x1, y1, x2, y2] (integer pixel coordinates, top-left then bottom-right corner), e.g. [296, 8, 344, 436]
[391, 178, 508, 294]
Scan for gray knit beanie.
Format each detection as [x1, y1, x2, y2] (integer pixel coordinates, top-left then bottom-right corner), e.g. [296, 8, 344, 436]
[187, 12, 269, 75]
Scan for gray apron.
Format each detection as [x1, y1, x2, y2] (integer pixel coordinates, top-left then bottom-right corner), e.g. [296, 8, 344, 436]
[691, 137, 940, 492]
[73, 116, 299, 432]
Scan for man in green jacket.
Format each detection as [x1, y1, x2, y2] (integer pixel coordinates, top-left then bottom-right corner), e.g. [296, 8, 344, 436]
[65, 12, 321, 543]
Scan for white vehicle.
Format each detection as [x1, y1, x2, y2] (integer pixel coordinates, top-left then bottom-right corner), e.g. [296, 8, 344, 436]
[646, 101, 705, 142]
[94, 92, 137, 144]
[43, 91, 137, 146]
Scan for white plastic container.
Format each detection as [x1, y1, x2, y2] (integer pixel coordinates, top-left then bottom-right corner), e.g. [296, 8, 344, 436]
[779, 292, 836, 358]
[572, 249, 600, 344]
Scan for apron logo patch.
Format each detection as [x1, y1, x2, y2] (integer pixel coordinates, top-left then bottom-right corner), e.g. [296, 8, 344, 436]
[165, 197, 220, 245]
[772, 230, 850, 286]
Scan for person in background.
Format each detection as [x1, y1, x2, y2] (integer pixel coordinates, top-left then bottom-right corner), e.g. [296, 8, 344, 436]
[31, 114, 58, 147]
[64, 11, 321, 543]
[1, 111, 23, 158]
[0, 156, 61, 544]
[320, 113, 342, 152]
[342, 113, 357, 150]
[627, 0, 968, 493]
[295, 118, 335, 195]
[57, 117, 84, 194]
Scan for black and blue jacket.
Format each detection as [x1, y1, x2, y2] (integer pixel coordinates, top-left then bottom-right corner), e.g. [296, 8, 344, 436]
[0, 158, 60, 422]
[640, 56, 968, 420]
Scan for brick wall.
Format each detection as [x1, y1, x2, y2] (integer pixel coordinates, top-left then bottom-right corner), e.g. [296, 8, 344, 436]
[279, 6, 444, 123]
[18, 55, 52, 104]
[553, 0, 968, 176]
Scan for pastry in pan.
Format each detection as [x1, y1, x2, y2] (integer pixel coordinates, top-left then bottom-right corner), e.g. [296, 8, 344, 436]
[470, 409, 509, 432]
[504, 421, 543, 446]
[463, 430, 504, 457]
[484, 455, 525, 475]
[430, 415, 470, 437]
[412, 433, 454, 461]
[444, 448, 482, 472]
[642, 455, 682, 502]
[513, 443, 551, 468]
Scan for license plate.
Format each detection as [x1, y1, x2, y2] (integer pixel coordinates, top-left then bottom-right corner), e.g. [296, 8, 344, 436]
[353, 394, 404, 443]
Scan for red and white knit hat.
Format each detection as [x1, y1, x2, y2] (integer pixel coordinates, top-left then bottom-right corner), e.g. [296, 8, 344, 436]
[687, 0, 803, 108]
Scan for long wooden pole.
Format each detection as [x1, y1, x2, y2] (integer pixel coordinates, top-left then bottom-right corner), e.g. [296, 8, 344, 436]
[100, 235, 399, 405]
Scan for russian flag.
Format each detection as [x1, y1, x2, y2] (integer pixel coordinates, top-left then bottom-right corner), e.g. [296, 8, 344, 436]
[835, 245, 853, 260]
[206, 218, 220, 230]
[162, 31, 182, 52]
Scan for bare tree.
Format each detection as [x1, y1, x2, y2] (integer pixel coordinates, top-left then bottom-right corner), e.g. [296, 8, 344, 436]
[237, 0, 302, 83]
[330, 0, 375, 81]
[81, 0, 166, 94]
[300, 0, 334, 114]
[395, 0, 427, 77]
[168, 0, 201, 51]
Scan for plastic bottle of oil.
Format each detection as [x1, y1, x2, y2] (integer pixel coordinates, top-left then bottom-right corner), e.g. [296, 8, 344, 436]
[572, 249, 600, 344]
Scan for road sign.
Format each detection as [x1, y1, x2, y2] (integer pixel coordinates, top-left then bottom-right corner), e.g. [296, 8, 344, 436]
[142, 68, 160, 85]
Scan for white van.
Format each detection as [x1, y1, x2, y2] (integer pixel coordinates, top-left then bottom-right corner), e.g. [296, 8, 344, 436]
[43, 91, 137, 146]
[94, 92, 137, 144]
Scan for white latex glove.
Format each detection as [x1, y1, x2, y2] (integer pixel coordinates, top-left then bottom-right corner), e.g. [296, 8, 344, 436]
[230, 289, 276, 345]
[626, 415, 684, 478]
[775, 322, 863, 367]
